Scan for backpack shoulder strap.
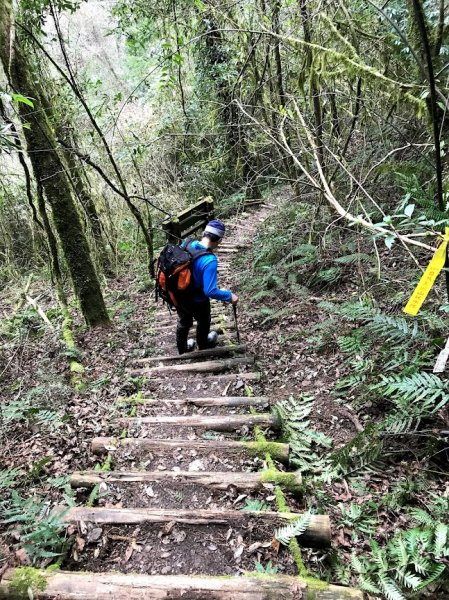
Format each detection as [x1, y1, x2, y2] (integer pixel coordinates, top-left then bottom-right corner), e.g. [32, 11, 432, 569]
[185, 240, 213, 262]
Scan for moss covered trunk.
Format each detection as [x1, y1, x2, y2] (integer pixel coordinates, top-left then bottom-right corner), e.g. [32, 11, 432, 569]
[0, 13, 109, 327]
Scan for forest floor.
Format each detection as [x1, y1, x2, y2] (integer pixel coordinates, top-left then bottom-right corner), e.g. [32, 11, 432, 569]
[0, 187, 448, 597]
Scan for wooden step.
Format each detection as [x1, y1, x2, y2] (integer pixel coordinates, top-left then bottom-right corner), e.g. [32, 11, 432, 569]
[91, 438, 290, 463]
[61, 507, 330, 547]
[135, 396, 269, 408]
[147, 371, 260, 386]
[136, 344, 247, 363]
[0, 569, 363, 599]
[70, 469, 302, 492]
[130, 357, 254, 377]
[155, 321, 235, 332]
[122, 413, 279, 431]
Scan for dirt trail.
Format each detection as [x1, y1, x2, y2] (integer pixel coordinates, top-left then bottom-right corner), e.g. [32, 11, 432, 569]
[0, 203, 362, 599]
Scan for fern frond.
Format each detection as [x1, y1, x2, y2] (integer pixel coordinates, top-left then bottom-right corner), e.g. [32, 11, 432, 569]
[275, 512, 312, 546]
[378, 574, 406, 600]
[395, 569, 422, 590]
[416, 564, 446, 590]
[334, 253, 373, 265]
[358, 574, 381, 594]
[434, 522, 448, 558]
[408, 508, 433, 527]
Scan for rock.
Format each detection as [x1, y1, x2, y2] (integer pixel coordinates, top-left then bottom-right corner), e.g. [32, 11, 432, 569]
[15, 548, 31, 565]
[188, 459, 205, 472]
[87, 527, 103, 543]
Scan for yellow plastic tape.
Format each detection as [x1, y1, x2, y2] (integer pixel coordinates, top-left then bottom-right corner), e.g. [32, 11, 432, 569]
[403, 228, 449, 316]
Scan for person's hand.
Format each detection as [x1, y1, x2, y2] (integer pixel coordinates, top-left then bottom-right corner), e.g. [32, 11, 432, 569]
[231, 293, 239, 304]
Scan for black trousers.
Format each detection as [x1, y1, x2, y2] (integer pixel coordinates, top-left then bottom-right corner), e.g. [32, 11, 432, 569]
[176, 300, 211, 354]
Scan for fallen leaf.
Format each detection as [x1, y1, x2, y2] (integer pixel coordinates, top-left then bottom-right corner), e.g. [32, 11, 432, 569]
[123, 544, 134, 563]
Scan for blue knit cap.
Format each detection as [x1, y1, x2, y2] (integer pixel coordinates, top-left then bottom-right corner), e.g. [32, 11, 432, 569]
[205, 219, 226, 238]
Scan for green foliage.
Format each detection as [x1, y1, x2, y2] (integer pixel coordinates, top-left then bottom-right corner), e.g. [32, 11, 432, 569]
[0, 468, 20, 491]
[2, 492, 69, 564]
[339, 502, 377, 541]
[275, 511, 312, 546]
[351, 524, 449, 598]
[274, 394, 332, 472]
[254, 560, 279, 574]
[242, 499, 270, 512]
[9, 567, 47, 595]
[1, 383, 71, 431]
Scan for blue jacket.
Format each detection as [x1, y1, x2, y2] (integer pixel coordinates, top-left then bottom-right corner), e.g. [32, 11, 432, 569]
[185, 240, 232, 303]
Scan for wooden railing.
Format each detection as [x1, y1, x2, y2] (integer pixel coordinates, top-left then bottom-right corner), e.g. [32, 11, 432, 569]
[162, 197, 214, 242]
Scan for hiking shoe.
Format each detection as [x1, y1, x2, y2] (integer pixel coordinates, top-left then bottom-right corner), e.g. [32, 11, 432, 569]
[186, 339, 197, 352]
[207, 331, 218, 348]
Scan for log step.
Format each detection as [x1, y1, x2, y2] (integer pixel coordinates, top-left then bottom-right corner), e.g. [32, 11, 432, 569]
[147, 371, 260, 386]
[91, 438, 290, 463]
[130, 356, 254, 377]
[156, 315, 232, 326]
[136, 344, 247, 363]
[122, 412, 279, 431]
[135, 396, 269, 408]
[0, 570, 363, 599]
[60, 507, 330, 548]
[70, 469, 302, 492]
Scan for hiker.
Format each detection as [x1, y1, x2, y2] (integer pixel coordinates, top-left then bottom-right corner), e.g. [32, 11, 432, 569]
[176, 220, 238, 354]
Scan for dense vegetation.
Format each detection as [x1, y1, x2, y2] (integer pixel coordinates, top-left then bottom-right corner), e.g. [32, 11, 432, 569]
[1, 0, 449, 597]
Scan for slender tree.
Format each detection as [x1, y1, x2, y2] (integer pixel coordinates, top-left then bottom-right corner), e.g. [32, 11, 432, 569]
[0, 0, 110, 326]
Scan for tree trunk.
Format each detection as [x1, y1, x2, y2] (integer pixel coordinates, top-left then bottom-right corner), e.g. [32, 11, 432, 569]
[57, 124, 114, 276]
[0, 12, 109, 327]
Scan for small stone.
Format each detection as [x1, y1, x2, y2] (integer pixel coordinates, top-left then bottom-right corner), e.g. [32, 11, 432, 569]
[15, 548, 31, 565]
[87, 527, 103, 543]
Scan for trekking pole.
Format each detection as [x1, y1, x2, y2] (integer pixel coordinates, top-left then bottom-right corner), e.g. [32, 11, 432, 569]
[233, 303, 241, 344]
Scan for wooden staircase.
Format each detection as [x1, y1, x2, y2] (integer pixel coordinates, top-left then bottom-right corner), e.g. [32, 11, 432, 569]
[0, 224, 362, 599]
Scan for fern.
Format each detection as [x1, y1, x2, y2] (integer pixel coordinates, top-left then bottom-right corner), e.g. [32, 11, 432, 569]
[334, 252, 373, 264]
[377, 372, 449, 414]
[274, 395, 332, 472]
[348, 521, 449, 597]
[242, 499, 269, 512]
[1, 492, 69, 563]
[275, 511, 312, 545]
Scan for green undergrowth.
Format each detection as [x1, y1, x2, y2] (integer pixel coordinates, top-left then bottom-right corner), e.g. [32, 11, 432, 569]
[252, 425, 310, 580]
[9, 567, 47, 595]
[239, 191, 449, 596]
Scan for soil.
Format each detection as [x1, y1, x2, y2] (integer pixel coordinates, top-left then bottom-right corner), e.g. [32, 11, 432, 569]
[65, 519, 297, 576]
[75, 480, 283, 511]
[107, 445, 275, 472]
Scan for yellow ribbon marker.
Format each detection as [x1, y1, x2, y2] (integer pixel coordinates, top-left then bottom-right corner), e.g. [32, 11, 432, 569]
[404, 227, 449, 316]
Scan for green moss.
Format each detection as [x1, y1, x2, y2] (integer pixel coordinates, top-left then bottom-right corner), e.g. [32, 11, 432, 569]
[243, 440, 286, 462]
[305, 577, 330, 590]
[289, 539, 308, 577]
[274, 484, 289, 512]
[261, 469, 302, 491]
[10, 567, 47, 595]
